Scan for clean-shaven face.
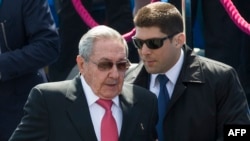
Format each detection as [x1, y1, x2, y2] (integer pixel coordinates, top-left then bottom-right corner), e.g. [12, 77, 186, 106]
[135, 26, 181, 74]
[80, 38, 128, 99]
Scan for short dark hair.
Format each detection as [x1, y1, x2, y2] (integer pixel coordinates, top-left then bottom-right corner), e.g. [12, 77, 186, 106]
[134, 2, 183, 36]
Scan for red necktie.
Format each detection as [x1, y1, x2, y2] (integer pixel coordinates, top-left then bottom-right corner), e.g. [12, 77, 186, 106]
[97, 99, 118, 141]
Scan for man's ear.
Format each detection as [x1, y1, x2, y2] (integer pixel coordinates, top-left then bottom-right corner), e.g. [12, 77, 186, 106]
[174, 32, 186, 48]
[76, 55, 85, 73]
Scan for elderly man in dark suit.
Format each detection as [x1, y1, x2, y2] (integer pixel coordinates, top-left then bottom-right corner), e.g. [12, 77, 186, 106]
[9, 25, 158, 141]
[125, 2, 250, 141]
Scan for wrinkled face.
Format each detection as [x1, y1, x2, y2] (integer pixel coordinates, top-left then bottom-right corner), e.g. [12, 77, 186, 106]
[77, 38, 128, 100]
[134, 26, 182, 74]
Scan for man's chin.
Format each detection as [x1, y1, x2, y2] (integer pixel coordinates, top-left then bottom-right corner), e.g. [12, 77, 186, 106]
[145, 66, 157, 74]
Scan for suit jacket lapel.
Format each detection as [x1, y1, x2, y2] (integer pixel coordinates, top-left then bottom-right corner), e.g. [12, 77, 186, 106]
[167, 45, 204, 114]
[118, 84, 143, 141]
[126, 61, 150, 89]
[66, 76, 97, 141]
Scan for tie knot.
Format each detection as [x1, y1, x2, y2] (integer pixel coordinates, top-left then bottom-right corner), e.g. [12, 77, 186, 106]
[97, 99, 113, 110]
[157, 74, 169, 85]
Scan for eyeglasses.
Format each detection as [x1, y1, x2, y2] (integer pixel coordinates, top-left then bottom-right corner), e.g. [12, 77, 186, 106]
[90, 59, 131, 71]
[132, 33, 178, 49]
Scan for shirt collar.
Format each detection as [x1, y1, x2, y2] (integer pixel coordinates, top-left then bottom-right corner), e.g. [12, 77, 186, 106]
[151, 48, 184, 87]
[80, 75, 119, 107]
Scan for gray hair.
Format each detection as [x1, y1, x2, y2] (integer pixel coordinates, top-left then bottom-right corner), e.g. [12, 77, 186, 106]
[78, 25, 129, 61]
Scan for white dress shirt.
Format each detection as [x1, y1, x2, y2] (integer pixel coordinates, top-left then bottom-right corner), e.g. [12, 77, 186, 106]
[80, 76, 122, 141]
[149, 49, 184, 98]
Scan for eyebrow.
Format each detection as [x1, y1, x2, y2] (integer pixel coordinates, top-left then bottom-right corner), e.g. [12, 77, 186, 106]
[96, 58, 128, 62]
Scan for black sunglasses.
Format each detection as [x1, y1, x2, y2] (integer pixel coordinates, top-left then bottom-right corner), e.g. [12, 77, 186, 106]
[132, 33, 178, 49]
[90, 59, 131, 72]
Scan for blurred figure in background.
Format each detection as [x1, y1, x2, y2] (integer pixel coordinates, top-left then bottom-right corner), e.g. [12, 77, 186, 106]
[132, 0, 151, 16]
[0, 0, 60, 140]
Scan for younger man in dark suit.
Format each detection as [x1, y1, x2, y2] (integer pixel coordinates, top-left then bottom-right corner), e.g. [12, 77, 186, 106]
[9, 25, 158, 141]
[125, 2, 250, 141]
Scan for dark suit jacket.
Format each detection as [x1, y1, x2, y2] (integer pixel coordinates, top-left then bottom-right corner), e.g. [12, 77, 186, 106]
[125, 45, 250, 141]
[201, 0, 250, 106]
[9, 75, 158, 141]
[169, 0, 250, 105]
